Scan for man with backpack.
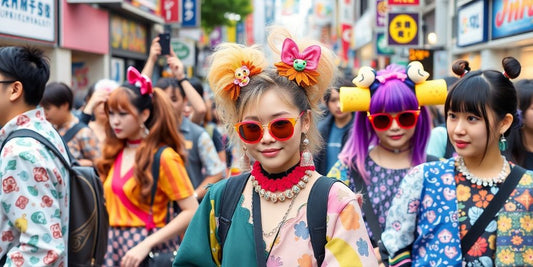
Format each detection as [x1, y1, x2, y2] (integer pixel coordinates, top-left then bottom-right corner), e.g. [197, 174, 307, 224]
[0, 46, 70, 266]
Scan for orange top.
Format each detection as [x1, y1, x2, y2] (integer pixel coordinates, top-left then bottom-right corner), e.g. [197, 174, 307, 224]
[103, 147, 194, 227]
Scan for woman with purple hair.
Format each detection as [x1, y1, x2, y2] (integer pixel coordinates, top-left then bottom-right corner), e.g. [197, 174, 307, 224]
[328, 62, 446, 265]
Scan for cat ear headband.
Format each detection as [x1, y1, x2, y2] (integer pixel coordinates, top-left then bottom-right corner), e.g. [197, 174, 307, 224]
[274, 38, 321, 87]
[339, 61, 448, 112]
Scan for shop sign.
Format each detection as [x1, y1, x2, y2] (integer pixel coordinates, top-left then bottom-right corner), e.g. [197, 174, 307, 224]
[492, 0, 533, 39]
[110, 15, 147, 54]
[162, 0, 179, 23]
[172, 38, 195, 66]
[181, 0, 199, 27]
[128, 0, 161, 15]
[340, 23, 352, 61]
[376, 32, 394, 55]
[457, 0, 487, 47]
[388, 0, 419, 6]
[0, 0, 55, 42]
[387, 12, 419, 46]
[409, 48, 433, 77]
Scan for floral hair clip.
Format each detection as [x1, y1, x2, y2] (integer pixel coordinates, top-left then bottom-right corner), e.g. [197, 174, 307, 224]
[275, 38, 321, 87]
[127, 66, 153, 96]
[223, 61, 262, 101]
[340, 61, 448, 112]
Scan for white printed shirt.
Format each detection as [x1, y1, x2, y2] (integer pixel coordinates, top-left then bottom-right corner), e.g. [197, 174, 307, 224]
[0, 109, 70, 267]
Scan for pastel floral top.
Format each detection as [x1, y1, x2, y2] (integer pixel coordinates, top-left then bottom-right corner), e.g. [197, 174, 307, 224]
[174, 177, 379, 267]
[0, 109, 70, 266]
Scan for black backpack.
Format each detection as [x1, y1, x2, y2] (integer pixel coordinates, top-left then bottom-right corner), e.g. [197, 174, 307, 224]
[1, 129, 109, 266]
[217, 173, 339, 266]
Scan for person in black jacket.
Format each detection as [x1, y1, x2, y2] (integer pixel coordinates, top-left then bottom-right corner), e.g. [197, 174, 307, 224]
[315, 77, 354, 175]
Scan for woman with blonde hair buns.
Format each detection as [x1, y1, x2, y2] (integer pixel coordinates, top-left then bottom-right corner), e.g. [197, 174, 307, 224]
[174, 27, 377, 266]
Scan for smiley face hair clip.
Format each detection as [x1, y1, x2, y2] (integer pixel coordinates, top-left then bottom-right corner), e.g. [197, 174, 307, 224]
[275, 38, 321, 87]
[339, 61, 448, 112]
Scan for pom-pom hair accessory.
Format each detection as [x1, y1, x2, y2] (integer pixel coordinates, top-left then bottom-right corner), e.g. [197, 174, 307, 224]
[339, 61, 448, 112]
[223, 61, 262, 101]
[274, 38, 321, 87]
[127, 66, 153, 96]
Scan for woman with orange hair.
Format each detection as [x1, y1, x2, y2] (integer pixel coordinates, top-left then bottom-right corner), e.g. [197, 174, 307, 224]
[96, 67, 198, 267]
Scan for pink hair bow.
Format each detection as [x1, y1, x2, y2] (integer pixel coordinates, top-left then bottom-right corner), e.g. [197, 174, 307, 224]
[376, 72, 407, 83]
[127, 66, 153, 96]
[280, 38, 321, 71]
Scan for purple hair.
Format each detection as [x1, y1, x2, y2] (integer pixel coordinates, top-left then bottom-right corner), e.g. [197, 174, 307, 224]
[338, 64, 431, 183]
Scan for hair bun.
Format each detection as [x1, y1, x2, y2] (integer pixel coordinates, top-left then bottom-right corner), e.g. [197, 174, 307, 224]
[502, 57, 521, 79]
[452, 59, 471, 77]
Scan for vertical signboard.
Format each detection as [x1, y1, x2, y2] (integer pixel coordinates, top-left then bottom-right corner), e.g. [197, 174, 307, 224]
[181, 0, 200, 27]
[376, 0, 388, 28]
[162, 0, 179, 23]
[457, 0, 487, 47]
[387, 12, 419, 46]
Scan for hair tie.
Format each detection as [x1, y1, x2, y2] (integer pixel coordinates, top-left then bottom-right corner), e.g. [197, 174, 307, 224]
[127, 66, 153, 96]
[275, 38, 321, 87]
[461, 70, 469, 78]
[502, 71, 510, 79]
[223, 61, 262, 101]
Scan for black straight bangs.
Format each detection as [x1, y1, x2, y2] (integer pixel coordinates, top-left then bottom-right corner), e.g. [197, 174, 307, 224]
[445, 71, 489, 120]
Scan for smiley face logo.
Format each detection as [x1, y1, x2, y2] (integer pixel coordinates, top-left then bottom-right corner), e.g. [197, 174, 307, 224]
[389, 14, 418, 44]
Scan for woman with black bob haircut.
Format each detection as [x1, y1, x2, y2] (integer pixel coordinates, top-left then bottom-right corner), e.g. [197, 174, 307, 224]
[382, 57, 533, 266]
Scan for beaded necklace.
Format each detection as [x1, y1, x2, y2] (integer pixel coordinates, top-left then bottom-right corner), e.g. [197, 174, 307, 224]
[456, 155, 509, 186]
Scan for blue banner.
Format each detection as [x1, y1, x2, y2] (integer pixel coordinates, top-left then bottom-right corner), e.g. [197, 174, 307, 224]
[181, 0, 199, 27]
[492, 0, 533, 39]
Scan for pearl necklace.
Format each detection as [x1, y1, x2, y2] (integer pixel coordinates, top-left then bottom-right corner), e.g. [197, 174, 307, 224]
[456, 155, 509, 187]
[250, 170, 312, 203]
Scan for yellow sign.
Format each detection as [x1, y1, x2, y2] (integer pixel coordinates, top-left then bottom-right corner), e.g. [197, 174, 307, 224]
[388, 12, 419, 46]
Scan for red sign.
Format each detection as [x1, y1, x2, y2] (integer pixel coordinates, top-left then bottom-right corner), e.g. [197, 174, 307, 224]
[388, 0, 419, 5]
[245, 15, 254, 45]
[162, 0, 179, 23]
[341, 23, 352, 61]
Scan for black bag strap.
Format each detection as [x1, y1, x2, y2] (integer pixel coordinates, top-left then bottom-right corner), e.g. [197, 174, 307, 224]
[2, 129, 71, 168]
[460, 165, 526, 255]
[62, 122, 87, 143]
[307, 176, 339, 266]
[218, 173, 250, 247]
[252, 190, 267, 267]
[150, 146, 168, 207]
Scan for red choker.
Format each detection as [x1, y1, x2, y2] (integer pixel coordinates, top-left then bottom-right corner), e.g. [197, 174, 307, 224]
[127, 139, 142, 146]
[250, 161, 315, 202]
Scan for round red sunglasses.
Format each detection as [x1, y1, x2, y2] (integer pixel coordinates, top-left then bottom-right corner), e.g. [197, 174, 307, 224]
[234, 111, 304, 144]
[367, 109, 420, 131]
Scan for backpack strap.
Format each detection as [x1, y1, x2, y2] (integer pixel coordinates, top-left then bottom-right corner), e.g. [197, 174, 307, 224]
[62, 122, 87, 143]
[460, 165, 526, 255]
[307, 176, 340, 266]
[218, 173, 250, 248]
[150, 146, 168, 207]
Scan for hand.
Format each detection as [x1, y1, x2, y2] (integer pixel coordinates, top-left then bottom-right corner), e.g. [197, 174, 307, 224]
[167, 51, 185, 80]
[148, 37, 162, 63]
[83, 89, 109, 114]
[120, 241, 152, 267]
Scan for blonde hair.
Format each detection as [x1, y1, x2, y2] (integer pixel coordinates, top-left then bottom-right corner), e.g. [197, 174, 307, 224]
[208, 27, 338, 155]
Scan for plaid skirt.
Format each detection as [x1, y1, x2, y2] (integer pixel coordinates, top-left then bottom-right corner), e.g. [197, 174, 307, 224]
[104, 226, 179, 267]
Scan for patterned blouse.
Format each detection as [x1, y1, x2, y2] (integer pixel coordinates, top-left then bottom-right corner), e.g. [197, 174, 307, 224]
[327, 156, 409, 240]
[57, 116, 100, 163]
[174, 178, 379, 266]
[0, 109, 70, 266]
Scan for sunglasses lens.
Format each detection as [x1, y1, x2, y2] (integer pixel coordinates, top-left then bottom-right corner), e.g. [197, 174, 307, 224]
[398, 112, 417, 128]
[373, 115, 391, 130]
[270, 119, 294, 140]
[238, 123, 262, 142]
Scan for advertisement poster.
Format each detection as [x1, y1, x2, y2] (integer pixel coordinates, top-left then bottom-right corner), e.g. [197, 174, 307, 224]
[387, 12, 419, 46]
[457, 0, 487, 47]
[492, 0, 533, 39]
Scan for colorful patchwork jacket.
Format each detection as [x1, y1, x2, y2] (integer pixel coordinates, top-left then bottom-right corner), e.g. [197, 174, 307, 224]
[381, 158, 533, 266]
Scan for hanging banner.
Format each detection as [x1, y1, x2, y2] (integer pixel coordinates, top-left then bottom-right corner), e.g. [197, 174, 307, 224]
[162, 0, 179, 23]
[387, 12, 419, 46]
[181, 0, 200, 27]
[340, 23, 352, 61]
